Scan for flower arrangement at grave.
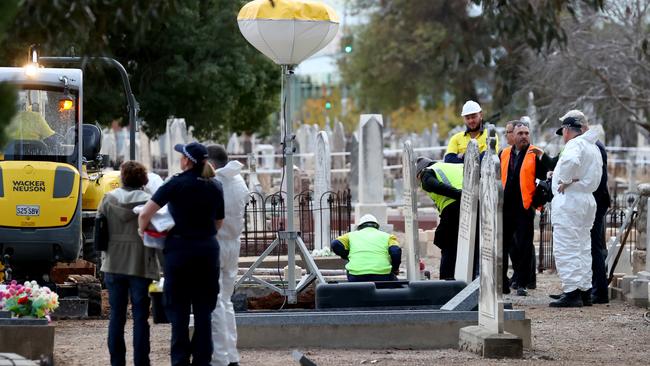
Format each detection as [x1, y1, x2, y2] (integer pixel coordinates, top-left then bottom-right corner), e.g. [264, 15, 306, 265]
[0, 280, 59, 320]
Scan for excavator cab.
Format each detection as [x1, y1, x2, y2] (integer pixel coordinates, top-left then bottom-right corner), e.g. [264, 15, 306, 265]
[0, 66, 100, 277]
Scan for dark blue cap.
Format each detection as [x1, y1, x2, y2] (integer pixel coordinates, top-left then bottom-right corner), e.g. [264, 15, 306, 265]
[555, 116, 582, 136]
[174, 142, 208, 164]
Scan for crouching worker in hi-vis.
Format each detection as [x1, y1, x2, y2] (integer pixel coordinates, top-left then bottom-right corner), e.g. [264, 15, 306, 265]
[330, 214, 402, 282]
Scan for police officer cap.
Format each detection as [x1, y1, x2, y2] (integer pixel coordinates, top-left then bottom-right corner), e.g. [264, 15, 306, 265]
[416, 157, 435, 177]
[555, 116, 582, 136]
[174, 142, 208, 164]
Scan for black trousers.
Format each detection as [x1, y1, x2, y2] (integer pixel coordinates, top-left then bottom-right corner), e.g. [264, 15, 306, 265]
[591, 211, 608, 298]
[434, 201, 461, 280]
[503, 205, 535, 289]
[163, 235, 219, 366]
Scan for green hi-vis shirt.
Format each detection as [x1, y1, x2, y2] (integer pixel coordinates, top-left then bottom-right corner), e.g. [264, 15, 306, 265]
[6, 111, 55, 141]
[425, 162, 464, 213]
[336, 227, 399, 276]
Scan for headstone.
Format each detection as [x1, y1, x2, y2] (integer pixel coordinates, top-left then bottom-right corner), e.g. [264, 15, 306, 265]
[402, 141, 421, 281]
[455, 140, 480, 282]
[99, 130, 117, 166]
[431, 123, 439, 146]
[477, 133, 505, 333]
[139, 131, 152, 170]
[166, 118, 189, 176]
[295, 124, 309, 169]
[458, 131, 522, 359]
[227, 133, 241, 154]
[355, 115, 388, 226]
[313, 131, 331, 250]
[348, 132, 359, 202]
[441, 277, 479, 311]
[332, 121, 346, 170]
[526, 91, 538, 137]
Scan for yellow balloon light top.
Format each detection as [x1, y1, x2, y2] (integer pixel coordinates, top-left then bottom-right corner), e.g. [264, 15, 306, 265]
[237, 0, 340, 65]
[238, 0, 339, 22]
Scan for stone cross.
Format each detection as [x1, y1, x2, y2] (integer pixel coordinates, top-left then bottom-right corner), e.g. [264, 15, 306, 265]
[313, 131, 332, 250]
[478, 131, 505, 334]
[355, 115, 388, 226]
[402, 140, 421, 281]
[167, 118, 189, 176]
[455, 140, 480, 282]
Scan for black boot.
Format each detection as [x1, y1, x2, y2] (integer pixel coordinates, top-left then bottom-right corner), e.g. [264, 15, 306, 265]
[549, 293, 562, 300]
[549, 290, 583, 308]
[581, 290, 593, 306]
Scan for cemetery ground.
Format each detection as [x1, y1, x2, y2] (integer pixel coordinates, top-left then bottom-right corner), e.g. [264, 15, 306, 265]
[52, 269, 650, 365]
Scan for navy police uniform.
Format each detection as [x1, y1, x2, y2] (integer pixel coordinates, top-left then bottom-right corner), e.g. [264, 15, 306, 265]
[152, 167, 225, 366]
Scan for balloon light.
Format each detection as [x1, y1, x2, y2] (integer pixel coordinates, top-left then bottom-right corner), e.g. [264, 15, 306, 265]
[237, 0, 340, 65]
[235, 0, 340, 305]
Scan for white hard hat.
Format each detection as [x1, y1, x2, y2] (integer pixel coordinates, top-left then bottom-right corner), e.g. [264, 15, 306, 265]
[357, 214, 378, 226]
[461, 100, 482, 116]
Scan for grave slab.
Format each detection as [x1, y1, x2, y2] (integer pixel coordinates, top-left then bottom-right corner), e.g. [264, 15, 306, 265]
[0, 322, 54, 361]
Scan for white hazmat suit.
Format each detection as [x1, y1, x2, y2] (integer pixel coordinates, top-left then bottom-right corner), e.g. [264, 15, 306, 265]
[211, 161, 249, 366]
[551, 128, 603, 293]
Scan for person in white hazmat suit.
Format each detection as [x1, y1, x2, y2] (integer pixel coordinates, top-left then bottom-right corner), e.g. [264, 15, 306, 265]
[207, 145, 249, 366]
[549, 115, 602, 308]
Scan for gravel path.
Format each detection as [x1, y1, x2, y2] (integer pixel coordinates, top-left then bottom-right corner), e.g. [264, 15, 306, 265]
[52, 272, 650, 365]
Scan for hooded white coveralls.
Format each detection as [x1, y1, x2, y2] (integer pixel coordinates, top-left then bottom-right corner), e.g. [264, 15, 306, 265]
[551, 129, 603, 293]
[211, 161, 249, 366]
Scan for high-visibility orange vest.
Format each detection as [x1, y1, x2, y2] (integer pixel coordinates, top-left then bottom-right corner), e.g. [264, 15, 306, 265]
[500, 145, 538, 210]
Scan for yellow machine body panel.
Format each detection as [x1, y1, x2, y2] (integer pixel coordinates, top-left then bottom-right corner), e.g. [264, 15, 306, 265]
[0, 161, 80, 228]
[82, 170, 121, 211]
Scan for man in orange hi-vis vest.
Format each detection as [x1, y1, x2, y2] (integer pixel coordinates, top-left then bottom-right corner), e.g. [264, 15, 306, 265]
[499, 120, 552, 296]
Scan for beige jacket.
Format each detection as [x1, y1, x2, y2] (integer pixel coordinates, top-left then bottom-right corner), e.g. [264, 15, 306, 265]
[98, 188, 160, 280]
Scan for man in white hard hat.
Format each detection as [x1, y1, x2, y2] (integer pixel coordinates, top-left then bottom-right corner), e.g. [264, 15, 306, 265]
[330, 214, 402, 282]
[445, 100, 497, 163]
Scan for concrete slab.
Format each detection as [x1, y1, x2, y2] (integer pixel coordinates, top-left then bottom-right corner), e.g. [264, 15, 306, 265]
[629, 278, 649, 307]
[236, 309, 531, 349]
[0, 324, 54, 361]
[441, 277, 479, 311]
[621, 275, 638, 295]
[458, 325, 523, 359]
[0, 353, 38, 366]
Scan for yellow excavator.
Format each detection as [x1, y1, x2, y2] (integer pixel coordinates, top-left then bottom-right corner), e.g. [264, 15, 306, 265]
[0, 56, 122, 282]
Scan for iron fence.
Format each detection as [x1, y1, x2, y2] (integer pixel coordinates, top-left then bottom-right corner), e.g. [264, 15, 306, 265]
[240, 189, 352, 256]
[537, 188, 639, 272]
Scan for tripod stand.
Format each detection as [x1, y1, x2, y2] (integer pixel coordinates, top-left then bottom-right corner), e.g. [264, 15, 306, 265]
[235, 65, 325, 304]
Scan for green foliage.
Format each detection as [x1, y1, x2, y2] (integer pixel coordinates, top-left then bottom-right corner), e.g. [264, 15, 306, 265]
[0, 0, 280, 142]
[477, 0, 605, 51]
[341, 0, 495, 116]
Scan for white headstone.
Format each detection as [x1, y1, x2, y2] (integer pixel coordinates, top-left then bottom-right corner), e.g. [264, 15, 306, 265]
[355, 115, 388, 226]
[167, 118, 189, 176]
[227, 133, 241, 154]
[455, 140, 480, 282]
[348, 132, 359, 202]
[402, 141, 421, 281]
[478, 130, 505, 334]
[139, 131, 152, 170]
[313, 132, 332, 250]
[332, 121, 347, 170]
[100, 129, 117, 165]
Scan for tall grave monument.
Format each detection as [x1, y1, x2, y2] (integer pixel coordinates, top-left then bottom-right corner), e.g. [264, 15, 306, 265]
[402, 140, 421, 281]
[458, 131, 523, 358]
[455, 140, 480, 282]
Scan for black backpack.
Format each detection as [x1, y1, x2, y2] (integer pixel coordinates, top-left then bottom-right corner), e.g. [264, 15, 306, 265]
[93, 214, 110, 252]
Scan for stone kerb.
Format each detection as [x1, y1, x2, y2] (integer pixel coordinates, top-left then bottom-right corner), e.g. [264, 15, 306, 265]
[455, 140, 480, 283]
[313, 131, 332, 250]
[355, 115, 388, 227]
[402, 140, 421, 281]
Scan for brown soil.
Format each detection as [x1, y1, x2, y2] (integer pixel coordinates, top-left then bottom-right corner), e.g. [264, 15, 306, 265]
[52, 272, 650, 366]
